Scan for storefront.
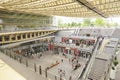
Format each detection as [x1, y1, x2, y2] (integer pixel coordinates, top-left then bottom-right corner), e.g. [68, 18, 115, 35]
[48, 43, 53, 51]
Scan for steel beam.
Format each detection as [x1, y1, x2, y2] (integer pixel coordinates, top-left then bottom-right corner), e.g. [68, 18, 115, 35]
[76, 0, 107, 18]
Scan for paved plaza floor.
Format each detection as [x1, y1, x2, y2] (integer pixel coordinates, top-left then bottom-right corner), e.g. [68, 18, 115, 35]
[0, 50, 87, 80]
[30, 51, 87, 80]
[0, 52, 47, 80]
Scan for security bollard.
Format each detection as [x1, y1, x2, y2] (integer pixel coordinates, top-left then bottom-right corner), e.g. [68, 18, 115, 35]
[34, 63, 36, 72]
[45, 68, 48, 78]
[39, 65, 42, 75]
[26, 59, 28, 67]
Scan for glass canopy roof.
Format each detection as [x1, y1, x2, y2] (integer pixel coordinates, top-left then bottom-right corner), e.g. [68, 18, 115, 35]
[0, 0, 119, 18]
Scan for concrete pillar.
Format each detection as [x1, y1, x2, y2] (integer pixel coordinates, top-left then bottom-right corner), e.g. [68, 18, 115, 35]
[37, 32, 40, 37]
[9, 35, 12, 41]
[30, 33, 32, 38]
[34, 32, 36, 37]
[25, 33, 28, 39]
[86, 40, 88, 46]
[15, 34, 18, 41]
[21, 34, 23, 40]
[45, 31, 47, 35]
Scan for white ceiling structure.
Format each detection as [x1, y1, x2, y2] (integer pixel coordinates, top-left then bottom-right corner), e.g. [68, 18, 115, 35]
[0, 0, 120, 18]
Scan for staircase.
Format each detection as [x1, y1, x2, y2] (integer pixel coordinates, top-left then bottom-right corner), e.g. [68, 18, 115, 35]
[71, 28, 80, 36]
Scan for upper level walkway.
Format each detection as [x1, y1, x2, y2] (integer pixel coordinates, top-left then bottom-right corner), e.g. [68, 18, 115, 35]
[0, 29, 57, 44]
[0, 36, 55, 49]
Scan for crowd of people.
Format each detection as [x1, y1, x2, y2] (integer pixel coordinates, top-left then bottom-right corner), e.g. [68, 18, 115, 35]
[13, 45, 49, 58]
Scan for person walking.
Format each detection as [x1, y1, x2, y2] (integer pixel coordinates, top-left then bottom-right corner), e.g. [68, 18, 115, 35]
[61, 59, 63, 62]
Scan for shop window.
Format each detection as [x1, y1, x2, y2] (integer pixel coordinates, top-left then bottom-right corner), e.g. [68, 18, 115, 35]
[66, 49, 69, 54]
[86, 34, 90, 36]
[72, 40, 75, 43]
[76, 42, 80, 46]
[69, 50, 71, 54]
[61, 48, 64, 53]
[78, 51, 81, 57]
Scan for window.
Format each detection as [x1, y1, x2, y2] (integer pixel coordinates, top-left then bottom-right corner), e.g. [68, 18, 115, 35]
[17, 35, 21, 40]
[11, 35, 16, 40]
[32, 33, 34, 37]
[27, 33, 30, 38]
[23, 34, 26, 39]
[39, 32, 41, 35]
[4, 35, 9, 41]
[36, 33, 38, 36]
[43, 32, 44, 35]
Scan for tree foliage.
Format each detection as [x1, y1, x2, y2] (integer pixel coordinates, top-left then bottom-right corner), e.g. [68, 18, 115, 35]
[82, 18, 91, 27]
[57, 18, 119, 28]
[113, 60, 119, 66]
[94, 18, 105, 27]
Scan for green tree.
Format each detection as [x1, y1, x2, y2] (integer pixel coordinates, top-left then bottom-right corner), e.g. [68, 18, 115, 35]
[106, 22, 119, 27]
[77, 23, 81, 27]
[82, 18, 91, 27]
[63, 23, 68, 27]
[94, 18, 105, 27]
[67, 23, 71, 27]
[113, 60, 119, 66]
[112, 22, 118, 27]
[71, 22, 77, 27]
